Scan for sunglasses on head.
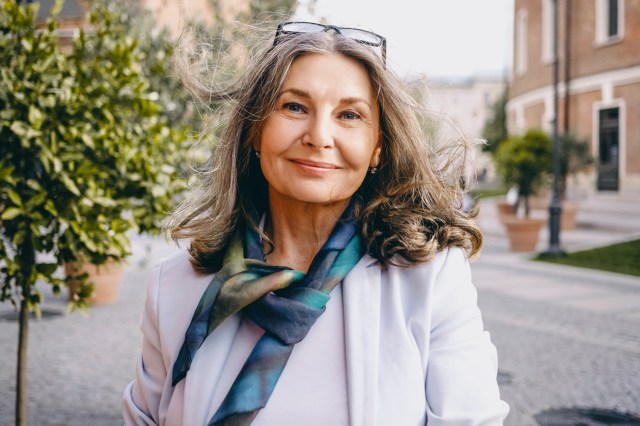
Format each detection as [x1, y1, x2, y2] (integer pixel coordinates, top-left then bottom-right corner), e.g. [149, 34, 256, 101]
[273, 21, 387, 65]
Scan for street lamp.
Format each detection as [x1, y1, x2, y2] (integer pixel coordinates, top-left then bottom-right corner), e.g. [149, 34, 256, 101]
[544, 0, 565, 257]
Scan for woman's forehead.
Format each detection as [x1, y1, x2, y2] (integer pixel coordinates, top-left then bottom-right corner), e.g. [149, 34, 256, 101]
[281, 53, 376, 101]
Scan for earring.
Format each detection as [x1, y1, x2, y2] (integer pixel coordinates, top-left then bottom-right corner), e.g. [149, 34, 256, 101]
[369, 167, 377, 175]
[253, 149, 261, 159]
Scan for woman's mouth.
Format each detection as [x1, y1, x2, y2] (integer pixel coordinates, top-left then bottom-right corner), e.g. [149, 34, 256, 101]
[291, 159, 338, 174]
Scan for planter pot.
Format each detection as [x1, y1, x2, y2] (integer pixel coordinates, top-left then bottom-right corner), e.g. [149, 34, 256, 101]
[65, 259, 124, 305]
[560, 201, 579, 230]
[503, 217, 545, 252]
[529, 194, 550, 210]
[496, 202, 516, 224]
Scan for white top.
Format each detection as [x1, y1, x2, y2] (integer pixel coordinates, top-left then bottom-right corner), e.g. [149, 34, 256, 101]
[122, 247, 509, 425]
[215, 285, 348, 425]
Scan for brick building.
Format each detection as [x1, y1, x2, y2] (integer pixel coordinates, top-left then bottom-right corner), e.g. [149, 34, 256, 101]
[34, 0, 243, 38]
[507, 0, 640, 192]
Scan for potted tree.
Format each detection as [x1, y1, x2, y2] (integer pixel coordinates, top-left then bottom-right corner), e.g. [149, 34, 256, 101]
[0, 2, 187, 424]
[494, 130, 552, 251]
[556, 131, 594, 230]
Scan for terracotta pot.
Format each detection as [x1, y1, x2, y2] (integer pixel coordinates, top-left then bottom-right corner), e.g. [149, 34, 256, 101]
[496, 202, 516, 224]
[65, 258, 124, 305]
[560, 201, 579, 230]
[503, 217, 545, 252]
[529, 194, 550, 210]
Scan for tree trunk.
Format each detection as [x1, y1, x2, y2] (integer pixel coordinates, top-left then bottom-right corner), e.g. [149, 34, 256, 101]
[15, 234, 34, 426]
[16, 290, 28, 426]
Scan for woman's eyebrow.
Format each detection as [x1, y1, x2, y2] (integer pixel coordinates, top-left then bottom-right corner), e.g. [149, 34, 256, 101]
[339, 97, 372, 110]
[279, 88, 310, 99]
[281, 88, 372, 110]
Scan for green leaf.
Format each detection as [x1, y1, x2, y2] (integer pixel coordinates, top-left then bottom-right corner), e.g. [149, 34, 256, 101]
[80, 133, 95, 149]
[28, 105, 43, 129]
[59, 173, 81, 196]
[21, 39, 33, 53]
[36, 263, 59, 276]
[93, 197, 117, 207]
[1, 207, 22, 220]
[7, 191, 22, 207]
[44, 200, 58, 216]
[26, 179, 42, 191]
[9, 121, 28, 137]
[25, 191, 47, 210]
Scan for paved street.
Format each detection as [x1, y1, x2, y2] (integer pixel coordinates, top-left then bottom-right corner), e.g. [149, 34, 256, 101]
[1, 192, 639, 425]
[475, 192, 640, 425]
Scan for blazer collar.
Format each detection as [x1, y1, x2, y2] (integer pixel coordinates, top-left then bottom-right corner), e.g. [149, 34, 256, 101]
[343, 254, 381, 426]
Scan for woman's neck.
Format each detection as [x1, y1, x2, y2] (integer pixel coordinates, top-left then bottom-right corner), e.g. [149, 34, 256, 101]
[265, 195, 350, 272]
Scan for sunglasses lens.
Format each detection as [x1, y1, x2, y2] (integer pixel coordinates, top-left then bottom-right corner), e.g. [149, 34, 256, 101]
[275, 22, 386, 65]
[280, 22, 326, 34]
[339, 28, 383, 46]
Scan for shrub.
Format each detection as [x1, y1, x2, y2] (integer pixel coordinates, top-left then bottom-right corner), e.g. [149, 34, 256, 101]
[494, 130, 552, 216]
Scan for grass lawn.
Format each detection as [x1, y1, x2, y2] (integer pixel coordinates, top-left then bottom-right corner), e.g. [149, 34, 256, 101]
[470, 187, 508, 200]
[534, 239, 640, 277]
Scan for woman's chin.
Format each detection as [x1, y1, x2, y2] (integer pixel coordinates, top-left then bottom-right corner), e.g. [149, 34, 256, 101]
[270, 186, 354, 208]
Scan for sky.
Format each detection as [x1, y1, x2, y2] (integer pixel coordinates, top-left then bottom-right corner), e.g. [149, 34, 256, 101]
[294, 0, 514, 78]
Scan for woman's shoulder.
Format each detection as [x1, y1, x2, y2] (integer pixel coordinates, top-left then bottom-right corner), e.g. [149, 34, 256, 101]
[155, 248, 194, 272]
[150, 248, 215, 300]
[382, 246, 470, 280]
[351, 246, 472, 303]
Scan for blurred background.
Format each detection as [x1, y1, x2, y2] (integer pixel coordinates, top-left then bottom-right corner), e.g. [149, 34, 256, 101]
[1, 0, 639, 425]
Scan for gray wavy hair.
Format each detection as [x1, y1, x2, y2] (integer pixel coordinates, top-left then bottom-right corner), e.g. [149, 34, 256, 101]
[166, 26, 482, 273]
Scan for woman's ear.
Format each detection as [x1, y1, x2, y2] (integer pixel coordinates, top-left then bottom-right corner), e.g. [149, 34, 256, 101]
[252, 141, 262, 157]
[370, 144, 382, 168]
[370, 130, 382, 167]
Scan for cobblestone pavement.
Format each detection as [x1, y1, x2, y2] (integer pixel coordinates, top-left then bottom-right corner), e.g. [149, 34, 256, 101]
[475, 249, 640, 425]
[475, 192, 640, 425]
[0, 192, 639, 425]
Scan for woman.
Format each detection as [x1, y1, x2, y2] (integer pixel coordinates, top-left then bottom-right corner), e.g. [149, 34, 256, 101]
[123, 22, 509, 425]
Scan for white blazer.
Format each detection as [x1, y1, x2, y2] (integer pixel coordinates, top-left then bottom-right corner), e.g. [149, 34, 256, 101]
[122, 247, 509, 425]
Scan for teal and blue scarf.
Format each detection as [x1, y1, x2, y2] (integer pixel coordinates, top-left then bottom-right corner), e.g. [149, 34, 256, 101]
[172, 203, 363, 425]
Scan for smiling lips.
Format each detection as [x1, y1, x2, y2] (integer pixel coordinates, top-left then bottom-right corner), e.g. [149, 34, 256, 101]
[291, 159, 339, 174]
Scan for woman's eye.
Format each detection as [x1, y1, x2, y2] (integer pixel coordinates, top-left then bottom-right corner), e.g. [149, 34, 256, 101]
[283, 102, 304, 113]
[341, 111, 361, 120]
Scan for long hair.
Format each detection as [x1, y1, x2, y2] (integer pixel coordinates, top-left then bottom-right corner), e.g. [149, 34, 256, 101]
[166, 27, 482, 273]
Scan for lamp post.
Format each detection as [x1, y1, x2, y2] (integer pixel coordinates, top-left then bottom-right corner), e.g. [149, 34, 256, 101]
[545, 0, 565, 257]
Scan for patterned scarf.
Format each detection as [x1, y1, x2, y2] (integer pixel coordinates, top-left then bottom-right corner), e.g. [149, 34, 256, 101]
[172, 202, 363, 426]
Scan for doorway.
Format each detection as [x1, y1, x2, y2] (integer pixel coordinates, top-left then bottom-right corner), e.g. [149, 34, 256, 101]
[597, 107, 620, 191]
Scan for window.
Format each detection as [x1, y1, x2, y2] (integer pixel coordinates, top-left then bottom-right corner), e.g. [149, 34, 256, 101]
[607, 0, 619, 36]
[595, 0, 624, 44]
[541, 0, 553, 63]
[516, 8, 528, 76]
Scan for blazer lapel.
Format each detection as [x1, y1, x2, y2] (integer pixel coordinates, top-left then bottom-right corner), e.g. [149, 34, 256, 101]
[182, 313, 242, 426]
[343, 256, 381, 426]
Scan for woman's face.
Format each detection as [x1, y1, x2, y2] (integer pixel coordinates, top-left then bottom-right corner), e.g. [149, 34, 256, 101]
[256, 52, 381, 208]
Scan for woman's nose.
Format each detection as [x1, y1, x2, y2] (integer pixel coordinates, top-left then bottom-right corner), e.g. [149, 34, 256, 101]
[303, 113, 334, 149]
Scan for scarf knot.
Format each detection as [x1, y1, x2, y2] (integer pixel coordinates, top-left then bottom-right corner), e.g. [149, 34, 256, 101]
[173, 201, 363, 425]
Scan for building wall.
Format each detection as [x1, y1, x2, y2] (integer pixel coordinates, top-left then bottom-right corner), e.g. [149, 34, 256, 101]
[615, 82, 640, 175]
[141, 0, 203, 36]
[141, 0, 248, 36]
[426, 77, 507, 182]
[523, 101, 546, 131]
[511, 0, 567, 97]
[507, 0, 640, 192]
[429, 77, 507, 142]
[570, 0, 640, 79]
[568, 90, 601, 139]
